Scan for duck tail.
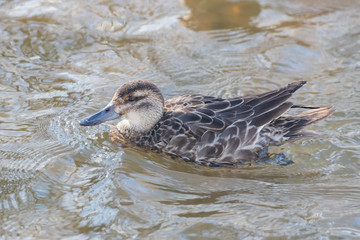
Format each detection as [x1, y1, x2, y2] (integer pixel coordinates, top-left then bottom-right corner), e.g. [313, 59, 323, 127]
[270, 106, 335, 140]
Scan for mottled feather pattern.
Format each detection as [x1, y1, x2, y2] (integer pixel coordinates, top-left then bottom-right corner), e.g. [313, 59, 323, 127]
[82, 80, 334, 166]
[129, 81, 328, 166]
[196, 121, 265, 166]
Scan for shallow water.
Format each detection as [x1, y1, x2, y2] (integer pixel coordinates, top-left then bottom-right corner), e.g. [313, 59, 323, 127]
[1, 0, 360, 239]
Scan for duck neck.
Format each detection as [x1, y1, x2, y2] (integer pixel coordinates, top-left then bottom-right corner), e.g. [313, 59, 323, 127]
[117, 100, 163, 136]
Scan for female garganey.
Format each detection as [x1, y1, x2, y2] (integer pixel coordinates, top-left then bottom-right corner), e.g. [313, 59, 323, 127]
[80, 80, 334, 166]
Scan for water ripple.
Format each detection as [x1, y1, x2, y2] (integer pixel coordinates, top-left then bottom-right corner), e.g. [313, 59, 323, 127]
[0, 0, 360, 239]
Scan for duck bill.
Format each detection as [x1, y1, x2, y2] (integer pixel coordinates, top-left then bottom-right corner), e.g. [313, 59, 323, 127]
[79, 104, 120, 126]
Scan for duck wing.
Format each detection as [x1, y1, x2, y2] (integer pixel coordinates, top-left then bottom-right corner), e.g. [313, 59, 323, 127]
[164, 81, 306, 139]
[161, 81, 307, 165]
[164, 95, 228, 137]
[219, 81, 306, 126]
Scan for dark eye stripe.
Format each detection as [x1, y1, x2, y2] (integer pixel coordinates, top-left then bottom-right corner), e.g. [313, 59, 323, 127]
[127, 96, 144, 102]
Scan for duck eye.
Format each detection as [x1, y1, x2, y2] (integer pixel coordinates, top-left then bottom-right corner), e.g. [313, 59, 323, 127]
[128, 96, 135, 102]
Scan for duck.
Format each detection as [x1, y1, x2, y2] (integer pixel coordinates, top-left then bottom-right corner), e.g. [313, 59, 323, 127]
[80, 80, 334, 166]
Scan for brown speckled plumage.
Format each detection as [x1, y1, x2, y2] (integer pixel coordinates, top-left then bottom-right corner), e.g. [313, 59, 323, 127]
[80, 80, 334, 166]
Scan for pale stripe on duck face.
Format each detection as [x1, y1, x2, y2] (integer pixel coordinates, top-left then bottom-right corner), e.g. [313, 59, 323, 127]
[111, 83, 164, 135]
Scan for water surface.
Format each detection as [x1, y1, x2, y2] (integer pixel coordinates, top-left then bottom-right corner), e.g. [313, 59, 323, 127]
[1, 0, 360, 239]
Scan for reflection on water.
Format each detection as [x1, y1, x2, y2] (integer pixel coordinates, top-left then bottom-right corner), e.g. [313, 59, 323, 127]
[1, 0, 360, 239]
[181, 0, 261, 31]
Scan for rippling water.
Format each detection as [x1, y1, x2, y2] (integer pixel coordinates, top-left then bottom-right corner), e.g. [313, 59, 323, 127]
[1, 0, 360, 239]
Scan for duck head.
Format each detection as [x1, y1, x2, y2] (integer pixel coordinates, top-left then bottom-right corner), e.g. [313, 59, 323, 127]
[80, 80, 164, 133]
